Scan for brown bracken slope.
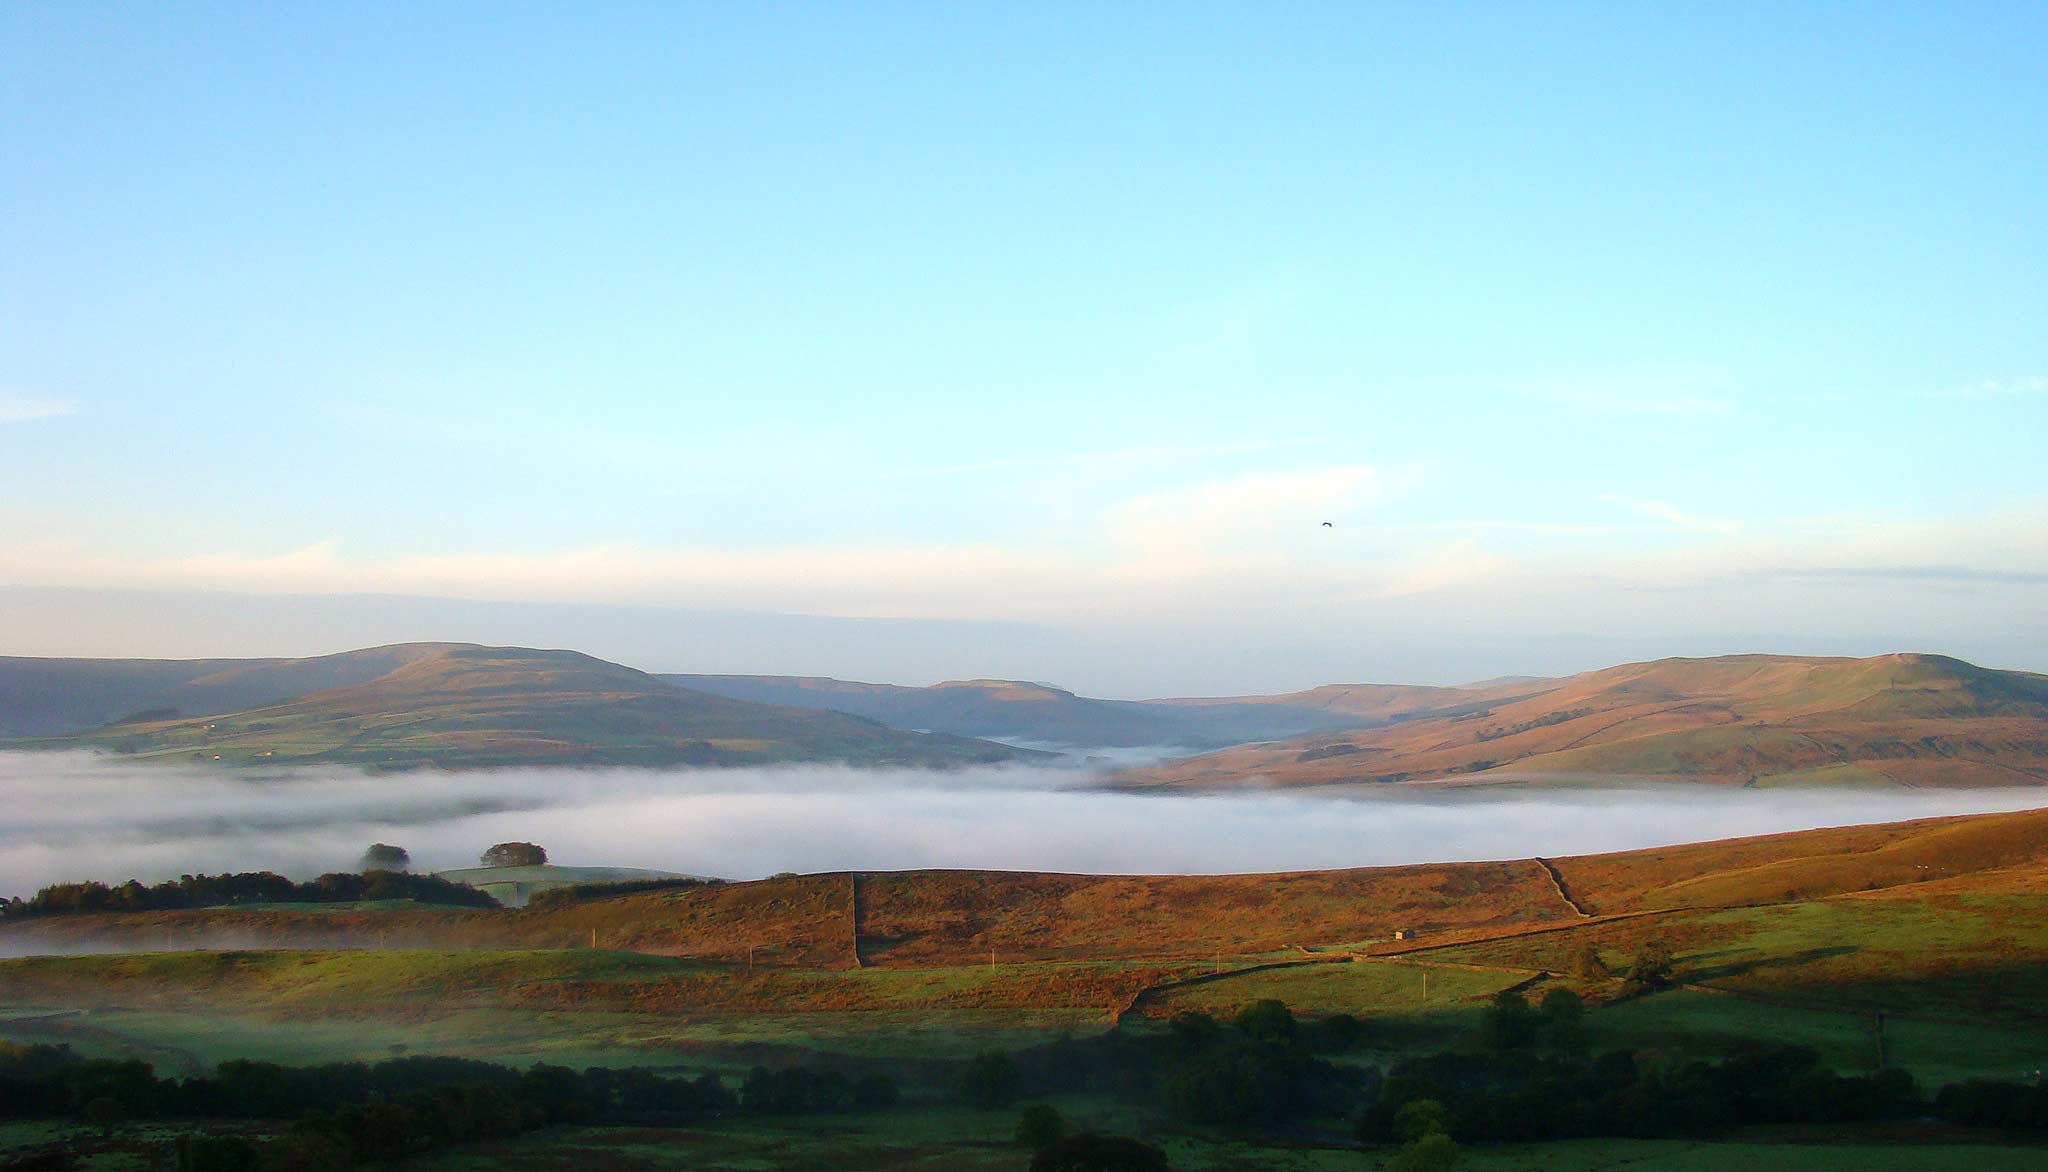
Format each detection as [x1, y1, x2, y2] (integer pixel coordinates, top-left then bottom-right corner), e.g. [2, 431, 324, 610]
[1114, 653, 2048, 791]
[7, 804, 2045, 968]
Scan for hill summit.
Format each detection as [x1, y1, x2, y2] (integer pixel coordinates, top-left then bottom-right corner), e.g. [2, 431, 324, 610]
[15, 644, 1038, 770]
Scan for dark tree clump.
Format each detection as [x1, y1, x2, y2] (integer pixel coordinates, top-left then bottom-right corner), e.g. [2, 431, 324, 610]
[1233, 999, 1298, 1045]
[1539, 989, 1586, 1051]
[359, 844, 410, 872]
[958, 1050, 1019, 1110]
[479, 842, 548, 868]
[1481, 990, 1539, 1052]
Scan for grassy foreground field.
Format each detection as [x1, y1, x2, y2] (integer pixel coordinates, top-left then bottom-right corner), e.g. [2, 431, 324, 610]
[6, 805, 2048, 1169]
[9, 1112, 2048, 1172]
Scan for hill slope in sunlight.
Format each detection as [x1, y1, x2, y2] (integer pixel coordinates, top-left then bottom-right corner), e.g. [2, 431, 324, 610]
[0, 644, 459, 738]
[1116, 653, 2048, 790]
[8, 805, 2046, 972]
[17, 645, 1039, 770]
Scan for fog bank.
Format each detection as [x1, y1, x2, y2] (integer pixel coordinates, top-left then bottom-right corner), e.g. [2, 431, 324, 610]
[3, 751, 2044, 896]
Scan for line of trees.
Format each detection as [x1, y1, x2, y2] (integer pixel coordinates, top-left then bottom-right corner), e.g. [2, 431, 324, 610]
[0, 870, 498, 919]
[979, 995, 2048, 1151]
[0, 1043, 896, 1169]
[1358, 1043, 1927, 1144]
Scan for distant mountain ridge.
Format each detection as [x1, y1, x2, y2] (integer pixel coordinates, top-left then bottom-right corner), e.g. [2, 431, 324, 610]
[1117, 652, 2048, 790]
[661, 672, 1457, 748]
[9, 645, 2045, 786]
[8, 645, 1037, 770]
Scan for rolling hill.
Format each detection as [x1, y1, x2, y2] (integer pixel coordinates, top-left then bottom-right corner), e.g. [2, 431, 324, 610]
[0, 643, 460, 738]
[663, 673, 1523, 748]
[10, 644, 1039, 769]
[1116, 652, 2048, 790]
[664, 674, 1210, 747]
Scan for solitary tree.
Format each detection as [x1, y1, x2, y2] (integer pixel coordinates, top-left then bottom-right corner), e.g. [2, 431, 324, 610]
[1481, 989, 1539, 1051]
[1233, 999, 1298, 1044]
[480, 842, 548, 868]
[1623, 940, 1677, 990]
[359, 843, 410, 872]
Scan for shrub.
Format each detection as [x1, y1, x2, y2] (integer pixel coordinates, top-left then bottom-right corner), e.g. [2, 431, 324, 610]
[1016, 1102, 1066, 1150]
[1393, 1097, 1453, 1142]
[1623, 941, 1676, 989]
[1318, 1013, 1366, 1052]
[1569, 942, 1609, 979]
[1233, 999, 1298, 1044]
[1390, 1131, 1460, 1172]
[959, 1050, 1019, 1109]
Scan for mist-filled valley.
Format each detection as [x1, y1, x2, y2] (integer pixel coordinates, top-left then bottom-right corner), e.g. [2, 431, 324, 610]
[6, 750, 2046, 897]
[9, 6, 2048, 1169]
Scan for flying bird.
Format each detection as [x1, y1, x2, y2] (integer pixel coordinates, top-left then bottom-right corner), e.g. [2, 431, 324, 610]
[1321, 521, 1333, 528]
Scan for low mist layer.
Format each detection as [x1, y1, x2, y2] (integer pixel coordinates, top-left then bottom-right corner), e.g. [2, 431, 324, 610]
[5, 751, 2047, 895]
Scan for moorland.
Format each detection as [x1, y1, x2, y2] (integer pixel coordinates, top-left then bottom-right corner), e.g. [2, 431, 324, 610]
[4, 805, 2048, 1169]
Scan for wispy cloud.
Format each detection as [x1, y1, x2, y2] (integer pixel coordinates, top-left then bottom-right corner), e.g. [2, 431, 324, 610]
[0, 392, 75, 424]
[1101, 464, 1396, 555]
[1598, 493, 1743, 535]
[1740, 565, 2048, 586]
[1378, 541, 1510, 597]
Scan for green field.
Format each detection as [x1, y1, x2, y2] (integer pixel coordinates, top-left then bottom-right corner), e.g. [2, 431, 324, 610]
[13, 1110, 2048, 1172]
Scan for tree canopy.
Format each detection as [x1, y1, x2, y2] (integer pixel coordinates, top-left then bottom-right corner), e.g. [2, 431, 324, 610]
[479, 842, 548, 868]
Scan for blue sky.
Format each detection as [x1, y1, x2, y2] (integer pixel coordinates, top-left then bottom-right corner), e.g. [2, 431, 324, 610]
[2, 3, 2044, 692]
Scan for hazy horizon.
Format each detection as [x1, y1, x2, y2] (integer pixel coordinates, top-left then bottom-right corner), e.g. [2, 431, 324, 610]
[4, 584, 2044, 699]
